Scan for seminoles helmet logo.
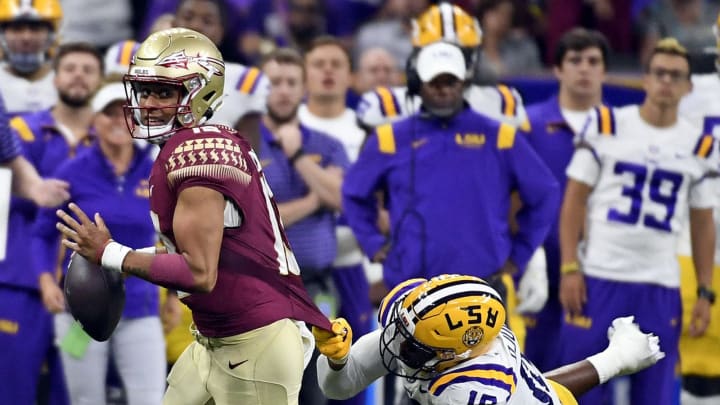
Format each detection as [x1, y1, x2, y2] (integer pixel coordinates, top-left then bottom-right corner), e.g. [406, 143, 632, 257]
[155, 50, 224, 77]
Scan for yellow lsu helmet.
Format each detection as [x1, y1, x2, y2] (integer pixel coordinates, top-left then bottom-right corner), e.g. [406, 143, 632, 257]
[412, 2, 482, 49]
[0, 0, 62, 73]
[124, 28, 225, 144]
[380, 274, 506, 380]
[0, 0, 62, 29]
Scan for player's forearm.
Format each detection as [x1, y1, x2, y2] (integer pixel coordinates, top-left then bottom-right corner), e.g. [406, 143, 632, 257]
[690, 207, 715, 287]
[294, 158, 343, 210]
[559, 181, 589, 265]
[544, 360, 599, 398]
[122, 251, 211, 293]
[317, 330, 388, 400]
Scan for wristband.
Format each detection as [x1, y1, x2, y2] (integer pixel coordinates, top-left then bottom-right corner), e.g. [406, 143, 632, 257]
[136, 246, 157, 254]
[560, 261, 580, 275]
[100, 241, 132, 273]
[289, 147, 305, 165]
[698, 286, 716, 305]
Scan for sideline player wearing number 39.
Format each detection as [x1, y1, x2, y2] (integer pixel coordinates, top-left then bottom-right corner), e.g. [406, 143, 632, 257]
[55, 27, 333, 405]
[558, 38, 716, 405]
[313, 275, 665, 405]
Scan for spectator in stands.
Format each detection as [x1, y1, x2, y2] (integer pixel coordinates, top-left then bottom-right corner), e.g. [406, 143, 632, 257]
[34, 82, 165, 405]
[172, 0, 270, 150]
[354, 47, 402, 95]
[60, 0, 132, 50]
[475, 0, 542, 79]
[544, 0, 634, 69]
[0, 0, 62, 114]
[299, 35, 376, 405]
[637, 0, 717, 67]
[0, 42, 104, 405]
[241, 0, 331, 63]
[354, 0, 429, 74]
[522, 28, 610, 373]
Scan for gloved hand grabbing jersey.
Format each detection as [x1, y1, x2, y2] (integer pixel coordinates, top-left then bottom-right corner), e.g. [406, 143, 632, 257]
[587, 316, 665, 384]
[312, 318, 353, 365]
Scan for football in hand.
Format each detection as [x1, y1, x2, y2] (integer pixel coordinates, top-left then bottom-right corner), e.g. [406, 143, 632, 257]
[64, 253, 125, 341]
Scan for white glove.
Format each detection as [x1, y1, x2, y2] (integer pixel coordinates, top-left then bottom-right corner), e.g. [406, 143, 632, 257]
[587, 316, 665, 384]
[516, 248, 548, 314]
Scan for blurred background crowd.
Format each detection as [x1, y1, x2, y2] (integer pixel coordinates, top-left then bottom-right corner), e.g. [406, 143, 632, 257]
[2, 0, 720, 405]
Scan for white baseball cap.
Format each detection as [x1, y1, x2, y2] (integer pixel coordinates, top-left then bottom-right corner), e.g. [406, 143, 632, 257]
[92, 82, 127, 113]
[416, 42, 467, 83]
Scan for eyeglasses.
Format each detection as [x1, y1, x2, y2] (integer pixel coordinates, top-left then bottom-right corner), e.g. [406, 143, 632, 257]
[648, 68, 689, 83]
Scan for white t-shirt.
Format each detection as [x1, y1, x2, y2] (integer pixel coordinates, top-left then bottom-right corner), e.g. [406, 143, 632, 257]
[0, 65, 57, 114]
[566, 105, 716, 287]
[561, 107, 593, 135]
[298, 104, 366, 163]
[317, 327, 564, 405]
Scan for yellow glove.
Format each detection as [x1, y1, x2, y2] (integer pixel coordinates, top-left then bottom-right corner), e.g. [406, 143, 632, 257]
[312, 318, 352, 364]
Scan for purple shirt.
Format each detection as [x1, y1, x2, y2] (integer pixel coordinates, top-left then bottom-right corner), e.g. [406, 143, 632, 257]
[150, 124, 332, 337]
[0, 110, 94, 290]
[0, 96, 17, 163]
[259, 123, 349, 271]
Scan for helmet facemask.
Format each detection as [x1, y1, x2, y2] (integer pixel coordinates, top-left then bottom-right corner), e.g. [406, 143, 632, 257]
[0, 21, 55, 74]
[123, 73, 218, 144]
[380, 300, 463, 381]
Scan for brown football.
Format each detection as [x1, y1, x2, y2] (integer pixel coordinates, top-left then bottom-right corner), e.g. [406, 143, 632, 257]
[64, 254, 125, 341]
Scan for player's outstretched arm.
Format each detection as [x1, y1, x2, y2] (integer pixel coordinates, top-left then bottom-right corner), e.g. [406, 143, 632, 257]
[544, 316, 664, 397]
[56, 185, 225, 293]
[315, 324, 388, 400]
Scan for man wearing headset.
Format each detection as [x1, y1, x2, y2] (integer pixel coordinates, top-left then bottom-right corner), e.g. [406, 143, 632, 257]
[342, 41, 558, 306]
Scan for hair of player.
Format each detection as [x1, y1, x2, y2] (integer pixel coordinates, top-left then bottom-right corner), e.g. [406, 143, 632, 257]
[553, 28, 610, 68]
[304, 35, 353, 68]
[261, 47, 305, 76]
[645, 37, 691, 76]
[52, 42, 105, 74]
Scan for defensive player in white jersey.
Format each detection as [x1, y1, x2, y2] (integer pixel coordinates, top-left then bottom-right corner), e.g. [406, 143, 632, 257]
[559, 38, 716, 405]
[312, 275, 665, 405]
[0, 0, 61, 114]
[355, 2, 528, 131]
[674, 15, 720, 405]
[172, 0, 270, 148]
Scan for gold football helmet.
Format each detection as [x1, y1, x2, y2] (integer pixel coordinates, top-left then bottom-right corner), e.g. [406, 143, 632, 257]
[124, 28, 225, 144]
[412, 2, 482, 49]
[0, 0, 62, 73]
[380, 274, 506, 380]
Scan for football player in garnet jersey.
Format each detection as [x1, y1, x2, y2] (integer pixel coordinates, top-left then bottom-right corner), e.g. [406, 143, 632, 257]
[56, 27, 333, 405]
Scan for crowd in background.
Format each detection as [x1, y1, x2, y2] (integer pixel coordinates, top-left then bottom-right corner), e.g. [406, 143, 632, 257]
[1, 0, 720, 405]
